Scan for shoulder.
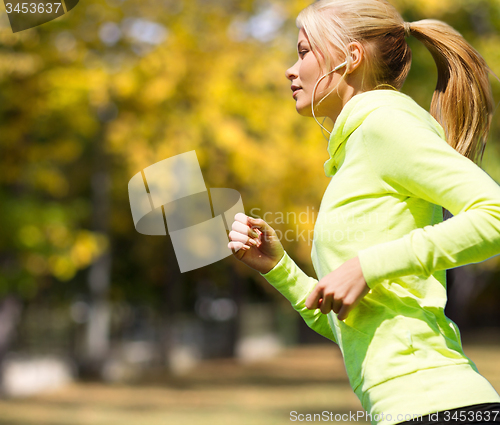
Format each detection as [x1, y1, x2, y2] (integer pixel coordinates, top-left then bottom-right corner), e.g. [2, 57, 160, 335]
[356, 99, 459, 181]
[358, 99, 448, 161]
[361, 101, 445, 140]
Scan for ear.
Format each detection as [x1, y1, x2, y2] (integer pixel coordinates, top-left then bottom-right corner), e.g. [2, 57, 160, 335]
[346, 41, 364, 73]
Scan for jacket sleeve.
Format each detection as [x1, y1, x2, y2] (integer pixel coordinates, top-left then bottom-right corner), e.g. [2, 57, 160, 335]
[259, 251, 336, 343]
[357, 106, 500, 289]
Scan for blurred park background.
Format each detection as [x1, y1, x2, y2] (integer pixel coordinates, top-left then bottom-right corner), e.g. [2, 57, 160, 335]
[0, 0, 500, 424]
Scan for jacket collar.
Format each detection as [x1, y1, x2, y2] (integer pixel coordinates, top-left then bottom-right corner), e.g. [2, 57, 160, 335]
[323, 89, 413, 177]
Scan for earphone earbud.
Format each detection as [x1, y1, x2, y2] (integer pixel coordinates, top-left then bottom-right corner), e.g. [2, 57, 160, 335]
[333, 60, 348, 72]
[315, 61, 348, 81]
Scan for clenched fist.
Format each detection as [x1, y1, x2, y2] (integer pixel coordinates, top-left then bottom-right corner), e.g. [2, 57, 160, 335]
[228, 213, 285, 275]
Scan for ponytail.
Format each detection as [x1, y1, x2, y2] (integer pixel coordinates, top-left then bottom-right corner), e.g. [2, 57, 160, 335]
[297, 1, 498, 166]
[407, 19, 497, 165]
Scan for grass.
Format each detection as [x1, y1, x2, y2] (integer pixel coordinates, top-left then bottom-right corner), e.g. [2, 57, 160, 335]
[0, 341, 499, 425]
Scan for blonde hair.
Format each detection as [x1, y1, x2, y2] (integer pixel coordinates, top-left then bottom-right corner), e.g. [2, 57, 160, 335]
[297, 0, 498, 165]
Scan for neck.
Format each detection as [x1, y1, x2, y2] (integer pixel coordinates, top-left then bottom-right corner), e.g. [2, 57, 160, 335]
[327, 85, 365, 123]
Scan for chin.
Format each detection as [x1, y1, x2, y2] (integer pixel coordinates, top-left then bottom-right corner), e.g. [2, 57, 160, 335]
[295, 103, 314, 117]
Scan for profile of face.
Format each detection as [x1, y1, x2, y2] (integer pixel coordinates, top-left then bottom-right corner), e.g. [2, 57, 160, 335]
[285, 28, 348, 120]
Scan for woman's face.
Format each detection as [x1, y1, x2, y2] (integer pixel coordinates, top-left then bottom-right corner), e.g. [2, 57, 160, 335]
[285, 28, 347, 120]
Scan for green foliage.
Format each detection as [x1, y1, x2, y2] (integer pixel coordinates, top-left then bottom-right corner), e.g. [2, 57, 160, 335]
[0, 0, 499, 306]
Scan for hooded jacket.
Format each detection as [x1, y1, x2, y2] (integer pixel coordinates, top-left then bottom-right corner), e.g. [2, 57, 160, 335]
[260, 89, 500, 424]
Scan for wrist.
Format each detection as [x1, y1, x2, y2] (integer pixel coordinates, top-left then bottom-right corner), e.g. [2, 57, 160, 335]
[260, 251, 286, 276]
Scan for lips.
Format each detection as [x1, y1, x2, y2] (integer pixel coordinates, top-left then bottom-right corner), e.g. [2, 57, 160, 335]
[291, 85, 302, 98]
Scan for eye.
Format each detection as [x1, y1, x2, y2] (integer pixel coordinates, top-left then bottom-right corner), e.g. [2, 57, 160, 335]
[298, 50, 309, 58]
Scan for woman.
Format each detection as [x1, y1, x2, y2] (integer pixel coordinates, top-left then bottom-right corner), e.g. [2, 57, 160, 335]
[227, 0, 500, 424]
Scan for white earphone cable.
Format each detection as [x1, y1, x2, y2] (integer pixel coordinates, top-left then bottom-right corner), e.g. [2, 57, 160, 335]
[311, 60, 348, 135]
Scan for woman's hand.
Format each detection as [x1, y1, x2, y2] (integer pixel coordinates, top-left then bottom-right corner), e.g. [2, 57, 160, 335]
[305, 256, 370, 321]
[228, 213, 285, 274]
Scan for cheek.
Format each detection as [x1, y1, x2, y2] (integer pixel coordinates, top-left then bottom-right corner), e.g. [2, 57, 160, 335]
[300, 59, 321, 86]
[299, 60, 313, 83]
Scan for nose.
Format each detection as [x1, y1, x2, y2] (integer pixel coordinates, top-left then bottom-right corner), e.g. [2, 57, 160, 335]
[286, 60, 299, 81]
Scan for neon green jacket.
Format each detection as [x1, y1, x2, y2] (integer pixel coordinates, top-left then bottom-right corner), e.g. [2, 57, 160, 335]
[260, 89, 500, 424]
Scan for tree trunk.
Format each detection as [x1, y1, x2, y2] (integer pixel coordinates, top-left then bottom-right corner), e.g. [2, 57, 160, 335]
[81, 109, 113, 379]
[227, 264, 243, 358]
[0, 295, 23, 395]
[82, 248, 112, 378]
[163, 237, 182, 371]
